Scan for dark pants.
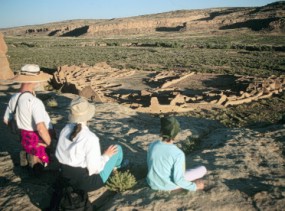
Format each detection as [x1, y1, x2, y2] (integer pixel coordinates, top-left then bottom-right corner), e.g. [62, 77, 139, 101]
[60, 164, 104, 192]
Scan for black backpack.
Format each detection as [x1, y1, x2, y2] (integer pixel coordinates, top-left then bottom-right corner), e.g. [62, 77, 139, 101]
[58, 186, 92, 211]
[48, 183, 92, 211]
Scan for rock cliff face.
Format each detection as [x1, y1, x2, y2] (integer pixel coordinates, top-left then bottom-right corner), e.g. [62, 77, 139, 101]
[1, 2, 285, 37]
[0, 33, 14, 81]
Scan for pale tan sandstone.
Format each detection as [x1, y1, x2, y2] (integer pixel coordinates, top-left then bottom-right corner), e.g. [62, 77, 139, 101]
[0, 33, 14, 81]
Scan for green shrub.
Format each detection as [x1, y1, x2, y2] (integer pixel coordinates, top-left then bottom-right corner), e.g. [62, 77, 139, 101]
[107, 42, 119, 46]
[5, 35, 285, 77]
[46, 98, 58, 108]
[180, 137, 201, 155]
[44, 84, 54, 91]
[106, 170, 137, 193]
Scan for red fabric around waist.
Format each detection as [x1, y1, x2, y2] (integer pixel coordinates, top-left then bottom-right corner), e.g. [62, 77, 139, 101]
[20, 130, 49, 163]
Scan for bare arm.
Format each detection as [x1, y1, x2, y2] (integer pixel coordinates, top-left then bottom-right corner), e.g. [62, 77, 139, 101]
[3, 119, 8, 125]
[36, 122, 51, 146]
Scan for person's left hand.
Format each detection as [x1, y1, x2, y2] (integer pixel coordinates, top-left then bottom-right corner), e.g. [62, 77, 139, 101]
[103, 145, 118, 158]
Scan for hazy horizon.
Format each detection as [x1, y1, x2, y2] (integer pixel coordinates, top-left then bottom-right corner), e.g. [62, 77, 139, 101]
[0, 0, 280, 29]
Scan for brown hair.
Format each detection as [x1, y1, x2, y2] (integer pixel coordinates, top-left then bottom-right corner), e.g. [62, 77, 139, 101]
[160, 116, 180, 140]
[162, 136, 172, 143]
[69, 123, 82, 141]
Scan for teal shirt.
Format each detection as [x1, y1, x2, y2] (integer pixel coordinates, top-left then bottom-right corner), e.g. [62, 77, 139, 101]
[147, 140, 197, 191]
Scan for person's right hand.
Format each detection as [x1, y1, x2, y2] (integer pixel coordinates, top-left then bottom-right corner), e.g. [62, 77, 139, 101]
[103, 145, 118, 158]
[195, 180, 205, 190]
[38, 143, 48, 147]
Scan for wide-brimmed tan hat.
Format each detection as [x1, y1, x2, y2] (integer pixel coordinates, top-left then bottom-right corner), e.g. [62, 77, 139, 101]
[69, 96, 95, 123]
[10, 64, 51, 83]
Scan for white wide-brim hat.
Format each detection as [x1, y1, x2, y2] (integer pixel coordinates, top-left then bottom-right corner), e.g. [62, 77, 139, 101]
[69, 96, 95, 123]
[10, 64, 51, 83]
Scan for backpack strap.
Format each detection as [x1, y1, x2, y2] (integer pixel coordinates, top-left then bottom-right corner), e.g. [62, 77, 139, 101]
[12, 91, 33, 115]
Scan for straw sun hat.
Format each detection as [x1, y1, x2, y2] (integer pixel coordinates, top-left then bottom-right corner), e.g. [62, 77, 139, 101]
[10, 64, 51, 83]
[69, 96, 95, 123]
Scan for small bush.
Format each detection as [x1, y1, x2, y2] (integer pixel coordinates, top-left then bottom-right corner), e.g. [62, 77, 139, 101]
[46, 98, 58, 108]
[106, 170, 137, 193]
[44, 84, 54, 91]
[180, 137, 201, 155]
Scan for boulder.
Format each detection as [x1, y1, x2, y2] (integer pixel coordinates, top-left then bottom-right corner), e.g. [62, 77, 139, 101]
[0, 33, 14, 80]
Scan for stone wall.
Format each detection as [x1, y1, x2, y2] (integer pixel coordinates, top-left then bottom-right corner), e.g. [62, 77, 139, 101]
[52, 64, 285, 114]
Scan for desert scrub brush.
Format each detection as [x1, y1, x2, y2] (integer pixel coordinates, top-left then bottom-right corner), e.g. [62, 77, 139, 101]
[46, 98, 58, 108]
[106, 170, 137, 193]
[179, 137, 201, 155]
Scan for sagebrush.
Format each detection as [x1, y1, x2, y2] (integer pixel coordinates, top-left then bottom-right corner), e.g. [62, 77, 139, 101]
[180, 137, 201, 155]
[46, 98, 58, 108]
[106, 170, 137, 193]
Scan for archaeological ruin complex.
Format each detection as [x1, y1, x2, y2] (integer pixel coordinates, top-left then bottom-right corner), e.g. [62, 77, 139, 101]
[52, 63, 285, 114]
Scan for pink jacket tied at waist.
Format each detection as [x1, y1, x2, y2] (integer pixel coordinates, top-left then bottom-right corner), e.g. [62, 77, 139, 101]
[21, 130, 50, 163]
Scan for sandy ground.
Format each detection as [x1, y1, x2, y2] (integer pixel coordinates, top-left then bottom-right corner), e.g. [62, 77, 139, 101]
[0, 84, 285, 211]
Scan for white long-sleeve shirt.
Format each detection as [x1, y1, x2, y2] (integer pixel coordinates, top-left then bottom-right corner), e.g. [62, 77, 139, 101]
[55, 123, 109, 176]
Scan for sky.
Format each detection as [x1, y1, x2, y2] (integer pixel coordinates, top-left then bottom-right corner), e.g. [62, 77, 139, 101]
[0, 0, 280, 29]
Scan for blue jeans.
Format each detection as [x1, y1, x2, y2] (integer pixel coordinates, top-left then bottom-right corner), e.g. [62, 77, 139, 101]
[100, 145, 123, 183]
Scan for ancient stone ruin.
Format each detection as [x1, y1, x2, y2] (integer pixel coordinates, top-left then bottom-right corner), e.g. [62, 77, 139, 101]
[0, 32, 14, 81]
[53, 63, 285, 114]
[52, 62, 136, 102]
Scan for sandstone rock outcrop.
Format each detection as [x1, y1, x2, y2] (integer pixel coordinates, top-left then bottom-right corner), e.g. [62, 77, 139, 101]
[0, 33, 14, 81]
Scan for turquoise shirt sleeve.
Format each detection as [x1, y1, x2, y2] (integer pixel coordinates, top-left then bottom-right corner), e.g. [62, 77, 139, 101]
[172, 153, 197, 191]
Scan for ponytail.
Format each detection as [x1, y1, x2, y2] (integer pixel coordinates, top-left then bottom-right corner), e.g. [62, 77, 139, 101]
[70, 123, 82, 141]
[162, 136, 172, 143]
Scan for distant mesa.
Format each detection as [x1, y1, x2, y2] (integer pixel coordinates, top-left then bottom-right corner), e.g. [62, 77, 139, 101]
[1, 2, 284, 37]
[196, 9, 237, 21]
[219, 18, 281, 31]
[60, 25, 89, 37]
[48, 29, 61, 36]
[156, 22, 187, 32]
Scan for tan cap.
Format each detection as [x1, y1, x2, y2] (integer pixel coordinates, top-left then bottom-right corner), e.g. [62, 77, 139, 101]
[69, 96, 95, 123]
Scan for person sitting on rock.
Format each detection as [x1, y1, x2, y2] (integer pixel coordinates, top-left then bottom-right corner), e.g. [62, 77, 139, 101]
[147, 116, 207, 192]
[3, 64, 54, 170]
[55, 96, 124, 192]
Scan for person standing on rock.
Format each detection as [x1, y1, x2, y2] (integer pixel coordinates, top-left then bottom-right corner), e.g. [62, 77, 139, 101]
[55, 96, 124, 191]
[147, 116, 206, 192]
[3, 64, 53, 169]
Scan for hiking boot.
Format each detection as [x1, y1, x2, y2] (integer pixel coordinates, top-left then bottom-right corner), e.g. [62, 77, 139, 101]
[20, 150, 28, 167]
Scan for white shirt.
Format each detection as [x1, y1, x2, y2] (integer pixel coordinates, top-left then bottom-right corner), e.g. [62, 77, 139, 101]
[3, 92, 52, 131]
[55, 123, 109, 176]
